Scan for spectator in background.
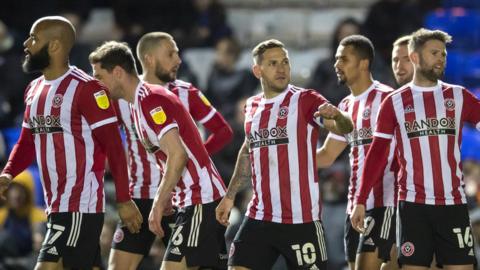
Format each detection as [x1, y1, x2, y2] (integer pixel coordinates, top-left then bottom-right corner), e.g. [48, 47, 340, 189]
[206, 37, 259, 122]
[308, 18, 360, 106]
[0, 171, 46, 269]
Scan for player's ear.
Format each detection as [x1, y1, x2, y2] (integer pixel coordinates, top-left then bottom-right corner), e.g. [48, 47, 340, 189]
[409, 51, 419, 66]
[112, 65, 123, 79]
[252, 64, 261, 79]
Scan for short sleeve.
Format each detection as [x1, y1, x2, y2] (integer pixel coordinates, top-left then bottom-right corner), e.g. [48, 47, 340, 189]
[141, 94, 178, 141]
[301, 90, 329, 127]
[462, 88, 480, 131]
[188, 87, 216, 124]
[77, 80, 118, 130]
[373, 96, 397, 139]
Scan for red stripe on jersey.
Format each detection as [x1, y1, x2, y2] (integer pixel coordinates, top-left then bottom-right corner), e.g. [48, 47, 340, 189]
[50, 77, 72, 212]
[246, 97, 261, 219]
[139, 140, 151, 198]
[37, 84, 53, 208]
[69, 82, 87, 212]
[259, 103, 273, 221]
[423, 91, 445, 204]
[296, 99, 312, 222]
[401, 89, 425, 203]
[348, 101, 360, 213]
[443, 86, 462, 204]
[186, 159, 202, 205]
[276, 92, 293, 223]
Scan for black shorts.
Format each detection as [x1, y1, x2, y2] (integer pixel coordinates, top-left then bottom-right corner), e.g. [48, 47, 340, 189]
[229, 217, 328, 270]
[111, 198, 176, 255]
[344, 215, 359, 263]
[357, 206, 396, 261]
[398, 201, 477, 267]
[164, 200, 227, 269]
[38, 212, 103, 269]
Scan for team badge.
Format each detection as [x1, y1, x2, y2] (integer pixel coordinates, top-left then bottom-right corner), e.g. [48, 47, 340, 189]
[52, 94, 63, 108]
[444, 98, 455, 111]
[362, 107, 371, 120]
[113, 228, 124, 243]
[94, 90, 110, 109]
[199, 93, 211, 106]
[150, 106, 167, 125]
[401, 242, 415, 257]
[278, 106, 289, 119]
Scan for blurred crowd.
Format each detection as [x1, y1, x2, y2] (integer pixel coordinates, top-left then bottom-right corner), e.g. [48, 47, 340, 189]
[0, 0, 479, 269]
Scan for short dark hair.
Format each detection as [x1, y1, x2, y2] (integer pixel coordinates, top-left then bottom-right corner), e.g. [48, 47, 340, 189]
[339, 35, 375, 70]
[393, 35, 411, 47]
[408, 28, 452, 52]
[136, 32, 173, 66]
[89, 41, 138, 75]
[252, 39, 285, 64]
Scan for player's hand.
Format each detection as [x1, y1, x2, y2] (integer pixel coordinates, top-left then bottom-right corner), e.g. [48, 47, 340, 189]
[314, 103, 341, 120]
[148, 200, 165, 237]
[0, 174, 12, 200]
[216, 196, 234, 226]
[350, 204, 366, 233]
[117, 200, 143, 234]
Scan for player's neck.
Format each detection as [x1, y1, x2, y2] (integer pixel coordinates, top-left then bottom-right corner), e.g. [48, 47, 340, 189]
[413, 73, 437, 87]
[42, 62, 69, 81]
[349, 74, 373, 97]
[143, 71, 167, 86]
[123, 75, 141, 103]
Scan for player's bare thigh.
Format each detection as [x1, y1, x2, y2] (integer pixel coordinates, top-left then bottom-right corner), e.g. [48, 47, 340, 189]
[108, 249, 144, 270]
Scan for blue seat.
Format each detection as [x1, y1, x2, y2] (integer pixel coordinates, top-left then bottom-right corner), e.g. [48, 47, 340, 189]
[444, 50, 466, 84]
[425, 8, 480, 50]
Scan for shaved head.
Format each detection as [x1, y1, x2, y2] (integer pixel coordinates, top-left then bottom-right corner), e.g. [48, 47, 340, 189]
[32, 16, 76, 53]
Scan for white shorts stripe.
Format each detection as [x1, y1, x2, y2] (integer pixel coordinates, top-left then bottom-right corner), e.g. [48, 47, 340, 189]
[187, 205, 202, 247]
[380, 207, 393, 239]
[314, 221, 328, 262]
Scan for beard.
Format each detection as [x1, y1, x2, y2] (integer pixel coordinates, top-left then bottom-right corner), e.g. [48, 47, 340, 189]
[154, 62, 176, 83]
[22, 43, 50, 73]
[418, 56, 444, 82]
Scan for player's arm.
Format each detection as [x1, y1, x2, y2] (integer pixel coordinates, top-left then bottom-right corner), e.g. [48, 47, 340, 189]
[202, 113, 234, 155]
[189, 89, 233, 155]
[0, 127, 36, 199]
[149, 128, 188, 236]
[317, 104, 353, 135]
[350, 97, 396, 233]
[216, 139, 251, 226]
[316, 135, 348, 169]
[79, 82, 141, 233]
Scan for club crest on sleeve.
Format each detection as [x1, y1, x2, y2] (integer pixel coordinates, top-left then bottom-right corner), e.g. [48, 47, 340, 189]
[150, 106, 167, 125]
[199, 93, 211, 106]
[94, 90, 110, 110]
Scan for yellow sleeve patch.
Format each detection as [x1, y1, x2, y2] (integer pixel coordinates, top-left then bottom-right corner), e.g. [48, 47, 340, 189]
[150, 106, 167, 125]
[94, 90, 110, 110]
[199, 93, 211, 106]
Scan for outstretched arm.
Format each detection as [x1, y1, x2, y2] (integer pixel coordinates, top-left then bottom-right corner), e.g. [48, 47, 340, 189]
[216, 140, 252, 226]
[316, 135, 348, 169]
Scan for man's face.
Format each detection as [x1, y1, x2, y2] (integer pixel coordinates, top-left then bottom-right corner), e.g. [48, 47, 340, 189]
[334, 45, 361, 86]
[255, 47, 291, 94]
[392, 44, 413, 86]
[92, 63, 123, 100]
[22, 24, 50, 73]
[151, 39, 181, 83]
[416, 39, 447, 83]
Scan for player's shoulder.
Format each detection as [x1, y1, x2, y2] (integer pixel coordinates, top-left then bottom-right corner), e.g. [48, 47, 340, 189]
[385, 83, 412, 100]
[169, 79, 196, 91]
[141, 83, 178, 103]
[440, 80, 466, 91]
[70, 67, 105, 91]
[373, 80, 395, 93]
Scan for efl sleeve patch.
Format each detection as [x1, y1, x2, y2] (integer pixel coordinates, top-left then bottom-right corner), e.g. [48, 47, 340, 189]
[199, 92, 211, 106]
[94, 90, 110, 110]
[150, 106, 167, 125]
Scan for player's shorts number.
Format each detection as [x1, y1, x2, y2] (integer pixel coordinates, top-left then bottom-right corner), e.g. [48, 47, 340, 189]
[291, 243, 316, 266]
[452, 227, 473, 249]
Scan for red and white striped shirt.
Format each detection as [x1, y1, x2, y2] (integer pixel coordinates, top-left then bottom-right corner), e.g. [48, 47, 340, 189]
[114, 79, 230, 199]
[131, 81, 226, 207]
[361, 81, 480, 205]
[244, 85, 327, 224]
[329, 81, 397, 214]
[21, 67, 120, 214]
